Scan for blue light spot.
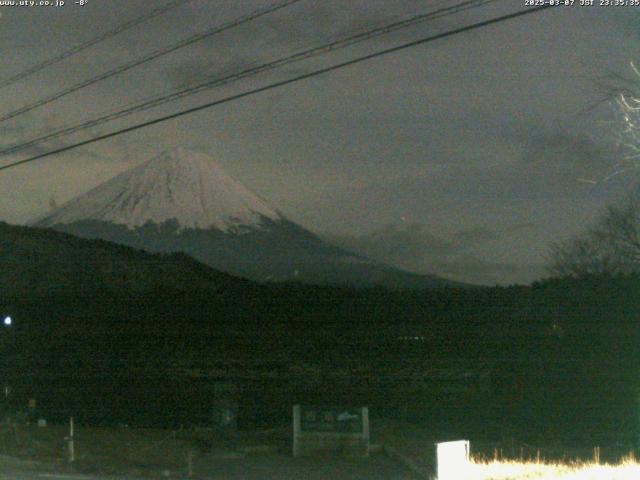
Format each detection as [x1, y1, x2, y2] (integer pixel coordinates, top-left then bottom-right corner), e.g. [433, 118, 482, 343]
[3, 317, 11, 326]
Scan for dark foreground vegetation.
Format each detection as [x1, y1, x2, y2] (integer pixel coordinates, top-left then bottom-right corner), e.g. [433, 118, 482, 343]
[1, 222, 638, 450]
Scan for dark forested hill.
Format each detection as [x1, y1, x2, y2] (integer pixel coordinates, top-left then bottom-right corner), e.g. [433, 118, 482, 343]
[2, 221, 640, 444]
[0, 221, 251, 296]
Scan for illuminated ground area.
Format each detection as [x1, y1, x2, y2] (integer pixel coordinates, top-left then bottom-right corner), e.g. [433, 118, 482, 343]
[469, 459, 640, 480]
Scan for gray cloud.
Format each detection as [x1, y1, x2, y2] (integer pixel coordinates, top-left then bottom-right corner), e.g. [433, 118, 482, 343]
[160, 1, 421, 92]
[324, 222, 548, 286]
[451, 226, 498, 248]
[164, 56, 258, 90]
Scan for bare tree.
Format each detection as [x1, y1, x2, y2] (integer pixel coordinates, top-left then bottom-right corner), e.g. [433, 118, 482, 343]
[598, 197, 640, 265]
[549, 196, 640, 277]
[550, 62, 640, 277]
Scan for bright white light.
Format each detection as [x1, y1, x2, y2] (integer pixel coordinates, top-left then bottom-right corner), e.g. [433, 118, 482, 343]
[437, 440, 470, 480]
[3, 317, 11, 326]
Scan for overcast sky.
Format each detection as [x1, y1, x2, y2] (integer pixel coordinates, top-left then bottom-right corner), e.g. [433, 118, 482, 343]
[1, 0, 639, 284]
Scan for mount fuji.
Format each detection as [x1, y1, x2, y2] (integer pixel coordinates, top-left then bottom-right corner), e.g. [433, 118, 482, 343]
[34, 148, 455, 288]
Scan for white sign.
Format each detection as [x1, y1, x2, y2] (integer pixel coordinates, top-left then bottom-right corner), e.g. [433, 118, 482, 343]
[436, 440, 470, 480]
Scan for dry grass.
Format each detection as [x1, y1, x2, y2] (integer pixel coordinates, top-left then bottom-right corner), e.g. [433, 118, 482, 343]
[469, 457, 640, 480]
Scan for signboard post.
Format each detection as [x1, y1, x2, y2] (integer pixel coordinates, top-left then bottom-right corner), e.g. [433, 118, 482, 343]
[292, 405, 369, 457]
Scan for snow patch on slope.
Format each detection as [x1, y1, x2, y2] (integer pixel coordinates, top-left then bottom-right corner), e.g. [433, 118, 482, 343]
[35, 147, 281, 231]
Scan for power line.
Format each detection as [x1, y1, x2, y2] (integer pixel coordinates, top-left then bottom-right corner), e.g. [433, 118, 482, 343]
[0, 0, 194, 89]
[0, 5, 553, 174]
[0, 0, 303, 125]
[0, 0, 498, 157]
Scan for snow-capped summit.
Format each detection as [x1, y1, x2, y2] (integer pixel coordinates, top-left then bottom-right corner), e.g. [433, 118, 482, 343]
[36, 147, 281, 231]
[33, 147, 456, 288]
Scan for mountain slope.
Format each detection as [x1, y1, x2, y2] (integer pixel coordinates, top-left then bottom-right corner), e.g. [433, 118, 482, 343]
[34, 148, 457, 288]
[0, 221, 248, 297]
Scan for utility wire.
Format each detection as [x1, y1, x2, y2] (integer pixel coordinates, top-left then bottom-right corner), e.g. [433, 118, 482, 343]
[0, 0, 303, 125]
[0, 5, 553, 173]
[0, 0, 194, 89]
[0, 0, 497, 157]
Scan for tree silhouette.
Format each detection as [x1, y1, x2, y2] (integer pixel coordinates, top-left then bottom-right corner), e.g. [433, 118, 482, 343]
[550, 195, 640, 276]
